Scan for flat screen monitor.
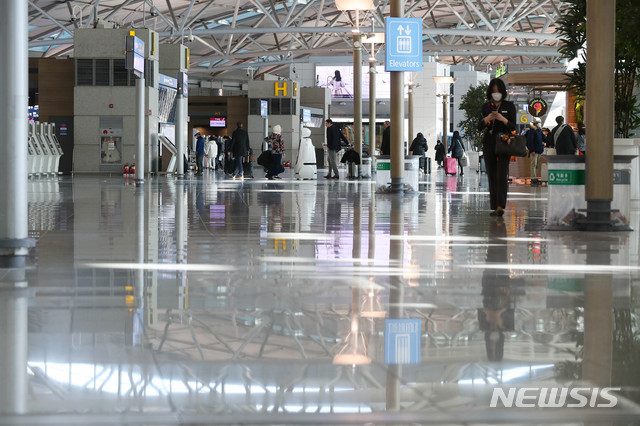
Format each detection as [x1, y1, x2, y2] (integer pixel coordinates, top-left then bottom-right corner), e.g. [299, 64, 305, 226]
[210, 117, 226, 128]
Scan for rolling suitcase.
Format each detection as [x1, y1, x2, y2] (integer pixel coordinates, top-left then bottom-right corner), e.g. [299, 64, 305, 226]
[445, 157, 458, 175]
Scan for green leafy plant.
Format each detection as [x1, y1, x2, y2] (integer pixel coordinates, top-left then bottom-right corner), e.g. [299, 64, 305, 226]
[556, 0, 640, 137]
[457, 82, 489, 148]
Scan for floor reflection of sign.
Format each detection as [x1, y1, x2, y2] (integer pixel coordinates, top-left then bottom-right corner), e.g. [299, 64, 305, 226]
[385, 318, 421, 364]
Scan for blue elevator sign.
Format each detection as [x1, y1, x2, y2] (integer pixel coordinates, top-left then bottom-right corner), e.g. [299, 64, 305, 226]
[384, 318, 421, 364]
[385, 18, 423, 72]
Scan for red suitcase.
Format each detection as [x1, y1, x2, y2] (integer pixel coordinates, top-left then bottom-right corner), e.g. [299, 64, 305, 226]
[445, 157, 458, 175]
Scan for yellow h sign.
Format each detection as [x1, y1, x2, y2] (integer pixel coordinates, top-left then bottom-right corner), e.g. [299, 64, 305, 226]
[275, 82, 287, 97]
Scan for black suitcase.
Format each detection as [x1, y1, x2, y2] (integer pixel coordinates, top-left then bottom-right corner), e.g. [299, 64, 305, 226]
[315, 148, 325, 170]
[243, 161, 253, 177]
[425, 157, 431, 174]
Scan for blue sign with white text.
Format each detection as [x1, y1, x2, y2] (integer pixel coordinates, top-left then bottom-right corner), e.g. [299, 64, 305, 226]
[384, 318, 421, 364]
[385, 18, 423, 72]
[260, 100, 268, 117]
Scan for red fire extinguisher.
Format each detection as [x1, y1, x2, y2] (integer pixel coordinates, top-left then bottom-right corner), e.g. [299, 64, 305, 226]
[123, 164, 130, 175]
[130, 163, 136, 175]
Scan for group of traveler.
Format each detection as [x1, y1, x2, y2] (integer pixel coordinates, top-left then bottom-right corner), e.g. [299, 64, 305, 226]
[194, 122, 252, 179]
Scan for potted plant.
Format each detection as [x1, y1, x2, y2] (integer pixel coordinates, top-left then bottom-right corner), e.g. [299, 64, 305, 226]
[557, 0, 640, 137]
[457, 82, 489, 149]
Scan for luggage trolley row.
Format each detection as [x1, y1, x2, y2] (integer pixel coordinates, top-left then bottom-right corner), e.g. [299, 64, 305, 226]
[28, 121, 64, 177]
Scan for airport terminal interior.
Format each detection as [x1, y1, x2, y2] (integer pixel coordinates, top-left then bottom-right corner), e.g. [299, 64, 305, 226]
[1, 0, 640, 424]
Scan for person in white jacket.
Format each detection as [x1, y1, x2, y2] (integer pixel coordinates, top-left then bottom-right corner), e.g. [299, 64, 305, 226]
[205, 136, 218, 169]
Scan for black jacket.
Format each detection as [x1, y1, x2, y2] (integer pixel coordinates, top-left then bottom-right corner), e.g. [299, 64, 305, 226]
[550, 124, 577, 155]
[381, 126, 391, 155]
[231, 127, 250, 157]
[448, 135, 465, 158]
[340, 149, 361, 164]
[410, 136, 428, 155]
[326, 124, 349, 151]
[477, 100, 517, 145]
[435, 142, 446, 162]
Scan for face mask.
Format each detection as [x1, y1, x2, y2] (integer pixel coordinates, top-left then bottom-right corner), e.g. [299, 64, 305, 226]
[491, 92, 503, 102]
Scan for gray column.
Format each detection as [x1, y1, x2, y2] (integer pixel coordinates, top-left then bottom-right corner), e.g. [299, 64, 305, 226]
[176, 93, 186, 176]
[353, 34, 363, 163]
[135, 77, 146, 184]
[390, 0, 405, 193]
[0, 0, 34, 263]
[408, 83, 414, 149]
[442, 95, 449, 147]
[369, 58, 377, 158]
[585, 0, 615, 231]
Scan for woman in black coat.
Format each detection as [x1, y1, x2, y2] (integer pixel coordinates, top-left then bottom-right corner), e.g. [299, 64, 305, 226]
[477, 78, 517, 217]
[448, 130, 465, 175]
[434, 140, 446, 167]
[410, 132, 428, 171]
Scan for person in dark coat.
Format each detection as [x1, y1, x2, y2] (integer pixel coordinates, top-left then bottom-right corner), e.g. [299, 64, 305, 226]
[448, 130, 465, 175]
[265, 125, 285, 180]
[230, 122, 250, 178]
[550, 116, 577, 155]
[410, 132, 428, 171]
[195, 132, 205, 176]
[325, 118, 349, 179]
[477, 78, 517, 217]
[380, 121, 391, 155]
[434, 140, 446, 167]
[526, 118, 545, 184]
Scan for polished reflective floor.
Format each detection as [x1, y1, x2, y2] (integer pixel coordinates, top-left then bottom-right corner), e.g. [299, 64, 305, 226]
[2, 166, 640, 424]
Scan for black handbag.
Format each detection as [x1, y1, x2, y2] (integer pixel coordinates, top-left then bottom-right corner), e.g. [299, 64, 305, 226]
[257, 150, 271, 168]
[496, 133, 528, 157]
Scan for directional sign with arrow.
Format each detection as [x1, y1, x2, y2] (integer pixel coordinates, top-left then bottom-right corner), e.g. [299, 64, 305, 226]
[385, 18, 422, 72]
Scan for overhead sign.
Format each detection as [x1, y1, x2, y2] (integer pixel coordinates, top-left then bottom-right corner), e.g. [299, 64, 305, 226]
[385, 18, 423, 72]
[495, 60, 508, 78]
[517, 110, 530, 124]
[260, 100, 268, 117]
[125, 35, 145, 74]
[384, 318, 421, 364]
[177, 72, 188, 97]
[528, 98, 548, 117]
[302, 108, 311, 123]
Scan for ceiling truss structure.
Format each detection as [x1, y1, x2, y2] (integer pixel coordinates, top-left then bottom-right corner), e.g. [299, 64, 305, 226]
[27, 0, 569, 80]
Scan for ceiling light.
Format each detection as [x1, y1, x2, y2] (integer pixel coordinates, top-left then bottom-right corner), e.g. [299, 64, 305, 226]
[217, 19, 230, 25]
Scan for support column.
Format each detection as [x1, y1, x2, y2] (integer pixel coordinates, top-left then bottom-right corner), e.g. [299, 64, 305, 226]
[176, 93, 185, 176]
[0, 0, 34, 265]
[442, 95, 448, 147]
[390, 0, 404, 192]
[135, 77, 146, 184]
[408, 82, 414, 150]
[585, 0, 615, 231]
[353, 33, 363, 165]
[369, 57, 377, 159]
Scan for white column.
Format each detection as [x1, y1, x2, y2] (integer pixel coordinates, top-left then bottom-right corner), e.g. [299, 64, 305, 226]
[176, 94, 186, 176]
[135, 77, 146, 183]
[0, 0, 32, 259]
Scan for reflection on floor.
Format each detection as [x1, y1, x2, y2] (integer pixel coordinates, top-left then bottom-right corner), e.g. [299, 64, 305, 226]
[2, 167, 639, 424]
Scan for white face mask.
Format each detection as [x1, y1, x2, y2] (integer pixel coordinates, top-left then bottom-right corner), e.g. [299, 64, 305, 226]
[491, 92, 503, 102]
